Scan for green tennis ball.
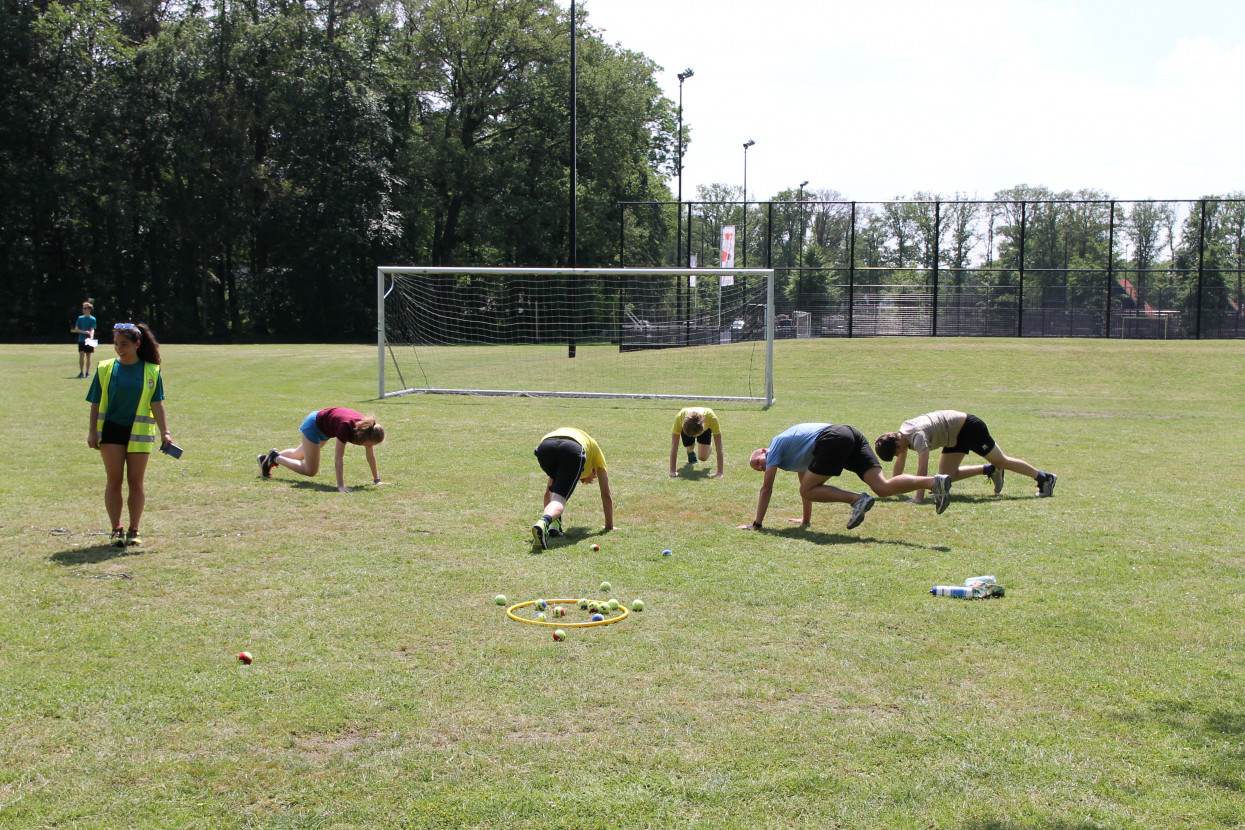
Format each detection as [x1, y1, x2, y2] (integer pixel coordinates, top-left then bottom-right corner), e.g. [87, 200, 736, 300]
[606, 599, 619, 611]
[535, 599, 547, 610]
[631, 599, 644, 611]
[553, 629, 566, 641]
[578, 598, 589, 609]
[535, 612, 546, 622]
[494, 594, 507, 606]
[599, 581, 611, 592]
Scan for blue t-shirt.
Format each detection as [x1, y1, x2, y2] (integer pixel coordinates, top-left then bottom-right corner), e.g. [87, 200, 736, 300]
[86, 361, 165, 426]
[76, 315, 97, 343]
[766, 423, 833, 472]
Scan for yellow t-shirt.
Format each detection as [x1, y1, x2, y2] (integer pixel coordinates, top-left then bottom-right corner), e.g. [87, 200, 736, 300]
[671, 407, 721, 436]
[542, 427, 606, 478]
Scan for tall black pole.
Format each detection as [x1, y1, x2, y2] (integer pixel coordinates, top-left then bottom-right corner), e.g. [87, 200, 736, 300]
[676, 69, 693, 267]
[568, 1, 577, 357]
[742, 140, 754, 267]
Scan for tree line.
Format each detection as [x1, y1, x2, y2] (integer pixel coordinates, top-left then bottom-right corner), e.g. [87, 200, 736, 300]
[1, 0, 678, 341]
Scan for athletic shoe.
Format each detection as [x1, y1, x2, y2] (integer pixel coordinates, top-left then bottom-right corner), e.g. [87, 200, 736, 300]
[531, 519, 548, 550]
[687, 450, 696, 464]
[1038, 472, 1057, 497]
[931, 474, 952, 514]
[258, 448, 279, 478]
[125, 528, 142, 546]
[110, 528, 126, 547]
[985, 464, 1005, 495]
[548, 517, 564, 537]
[846, 493, 875, 529]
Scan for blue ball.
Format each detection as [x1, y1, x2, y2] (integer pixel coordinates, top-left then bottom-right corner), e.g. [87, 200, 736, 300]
[591, 613, 604, 622]
[662, 549, 672, 556]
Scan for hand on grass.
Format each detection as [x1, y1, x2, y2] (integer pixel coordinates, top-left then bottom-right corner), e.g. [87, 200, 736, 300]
[338, 485, 352, 493]
[787, 518, 810, 527]
[710, 472, 723, 479]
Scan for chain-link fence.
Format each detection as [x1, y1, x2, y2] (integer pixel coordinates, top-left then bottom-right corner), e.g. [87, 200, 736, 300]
[619, 198, 1245, 339]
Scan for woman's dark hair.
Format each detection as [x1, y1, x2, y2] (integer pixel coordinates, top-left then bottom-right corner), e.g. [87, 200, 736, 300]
[874, 432, 901, 463]
[115, 322, 162, 365]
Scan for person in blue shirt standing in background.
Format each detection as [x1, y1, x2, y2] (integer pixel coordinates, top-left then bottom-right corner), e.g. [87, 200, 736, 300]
[72, 300, 97, 378]
[86, 322, 173, 547]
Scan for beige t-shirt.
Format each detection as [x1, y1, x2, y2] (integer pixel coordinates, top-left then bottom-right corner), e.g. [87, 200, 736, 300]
[899, 410, 967, 452]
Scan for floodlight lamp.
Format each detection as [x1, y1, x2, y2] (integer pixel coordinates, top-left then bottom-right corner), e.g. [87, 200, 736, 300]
[678, 68, 694, 81]
[743, 139, 755, 149]
[799, 180, 809, 188]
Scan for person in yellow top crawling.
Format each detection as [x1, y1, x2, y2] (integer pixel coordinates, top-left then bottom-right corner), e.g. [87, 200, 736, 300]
[531, 427, 615, 550]
[85, 323, 174, 547]
[668, 407, 725, 478]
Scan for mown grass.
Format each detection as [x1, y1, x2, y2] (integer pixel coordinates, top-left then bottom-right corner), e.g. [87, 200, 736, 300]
[1, 339, 1243, 829]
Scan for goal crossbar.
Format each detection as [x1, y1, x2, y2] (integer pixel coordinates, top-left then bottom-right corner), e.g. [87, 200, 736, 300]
[377, 266, 776, 405]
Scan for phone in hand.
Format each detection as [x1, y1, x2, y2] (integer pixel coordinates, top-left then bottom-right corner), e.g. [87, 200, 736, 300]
[160, 442, 183, 459]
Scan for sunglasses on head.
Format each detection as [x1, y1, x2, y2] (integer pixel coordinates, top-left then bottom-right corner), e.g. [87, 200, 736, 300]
[114, 323, 136, 330]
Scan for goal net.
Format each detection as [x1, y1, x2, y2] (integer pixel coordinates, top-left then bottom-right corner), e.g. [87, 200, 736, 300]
[378, 266, 775, 404]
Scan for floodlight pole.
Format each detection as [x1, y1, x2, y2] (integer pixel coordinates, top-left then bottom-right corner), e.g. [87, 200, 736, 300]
[797, 180, 808, 309]
[742, 139, 754, 267]
[568, 0, 578, 357]
[676, 68, 693, 267]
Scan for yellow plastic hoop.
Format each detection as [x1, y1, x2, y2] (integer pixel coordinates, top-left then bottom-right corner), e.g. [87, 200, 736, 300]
[506, 598, 629, 628]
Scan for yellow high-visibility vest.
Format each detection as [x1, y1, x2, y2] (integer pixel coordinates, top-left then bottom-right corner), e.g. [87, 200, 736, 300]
[96, 359, 161, 453]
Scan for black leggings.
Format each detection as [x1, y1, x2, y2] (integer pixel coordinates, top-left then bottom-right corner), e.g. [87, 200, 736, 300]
[534, 436, 586, 500]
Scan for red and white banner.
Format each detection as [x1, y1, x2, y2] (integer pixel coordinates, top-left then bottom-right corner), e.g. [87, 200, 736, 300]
[720, 224, 736, 281]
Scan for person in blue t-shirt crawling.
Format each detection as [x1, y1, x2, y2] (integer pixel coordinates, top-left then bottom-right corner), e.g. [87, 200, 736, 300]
[740, 423, 952, 532]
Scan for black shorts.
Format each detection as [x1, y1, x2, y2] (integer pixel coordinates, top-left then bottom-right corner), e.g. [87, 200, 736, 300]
[807, 425, 880, 478]
[534, 436, 586, 501]
[99, 420, 131, 446]
[945, 414, 996, 457]
[681, 428, 713, 448]
[78, 342, 95, 354]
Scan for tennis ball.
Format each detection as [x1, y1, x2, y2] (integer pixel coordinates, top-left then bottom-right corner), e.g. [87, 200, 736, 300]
[631, 599, 645, 611]
[591, 543, 600, 551]
[599, 581, 611, 592]
[591, 613, 604, 622]
[553, 606, 566, 617]
[553, 629, 566, 641]
[536, 598, 547, 610]
[494, 594, 507, 606]
[606, 599, 619, 611]
[588, 601, 600, 613]
[237, 652, 253, 664]
[662, 549, 672, 556]
[578, 598, 589, 609]
[535, 612, 546, 622]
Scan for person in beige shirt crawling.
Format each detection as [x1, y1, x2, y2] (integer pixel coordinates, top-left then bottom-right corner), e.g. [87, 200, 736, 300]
[873, 410, 1057, 503]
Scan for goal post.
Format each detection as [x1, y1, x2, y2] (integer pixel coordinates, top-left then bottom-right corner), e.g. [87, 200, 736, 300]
[377, 266, 775, 405]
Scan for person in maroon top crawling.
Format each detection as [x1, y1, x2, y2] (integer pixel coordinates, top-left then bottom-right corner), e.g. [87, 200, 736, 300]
[258, 407, 385, 492]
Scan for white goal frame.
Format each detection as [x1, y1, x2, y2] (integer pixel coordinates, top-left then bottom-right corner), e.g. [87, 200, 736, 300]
[377, 266, 775, 405]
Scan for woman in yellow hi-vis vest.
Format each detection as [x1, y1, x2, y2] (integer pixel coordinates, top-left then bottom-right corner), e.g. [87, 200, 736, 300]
[86, 323, 173, 547]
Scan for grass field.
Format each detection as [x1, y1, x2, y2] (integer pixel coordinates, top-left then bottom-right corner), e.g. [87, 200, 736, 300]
[2, 338, 1243, 829]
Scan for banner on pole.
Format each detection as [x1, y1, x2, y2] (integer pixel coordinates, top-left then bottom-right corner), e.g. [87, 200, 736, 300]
[720, 225, 736, 269]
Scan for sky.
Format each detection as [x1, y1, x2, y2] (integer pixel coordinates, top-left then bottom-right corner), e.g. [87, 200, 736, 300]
[566, 0, 1245, 202]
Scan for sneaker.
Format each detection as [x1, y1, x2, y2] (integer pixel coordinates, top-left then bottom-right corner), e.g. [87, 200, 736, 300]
[531, 519, 548, 550]
[548, 517, 564, 537]
[1038, 472, 1057, 497]
[931, 474, 952, 514]
[985, 464, 1005, 495]
[846, 493, 874, 529]
[687, 450, 697, 464]
[258, 449, 279, 478]
[110, 528, 126, 547]
[125, 528, 141, 546]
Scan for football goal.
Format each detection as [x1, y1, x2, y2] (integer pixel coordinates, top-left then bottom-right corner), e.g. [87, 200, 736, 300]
[377, 266, 775, 404]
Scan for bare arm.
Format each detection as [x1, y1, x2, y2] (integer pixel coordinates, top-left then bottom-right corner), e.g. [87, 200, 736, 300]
[335, 440, 349, 492]
[740, 466, 779, 529]
[912, 448, 930, 503]
[669, 433, 680, 476]
[365, 444, 381, 484]
[88, 402, 100, 448]
[712, 433, 724, 478]
[150, 400, 171, 447]
[597, 469, 614, 529]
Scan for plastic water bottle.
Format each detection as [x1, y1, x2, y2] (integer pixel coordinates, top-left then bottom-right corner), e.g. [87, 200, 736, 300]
[930, 585, 974, 598]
